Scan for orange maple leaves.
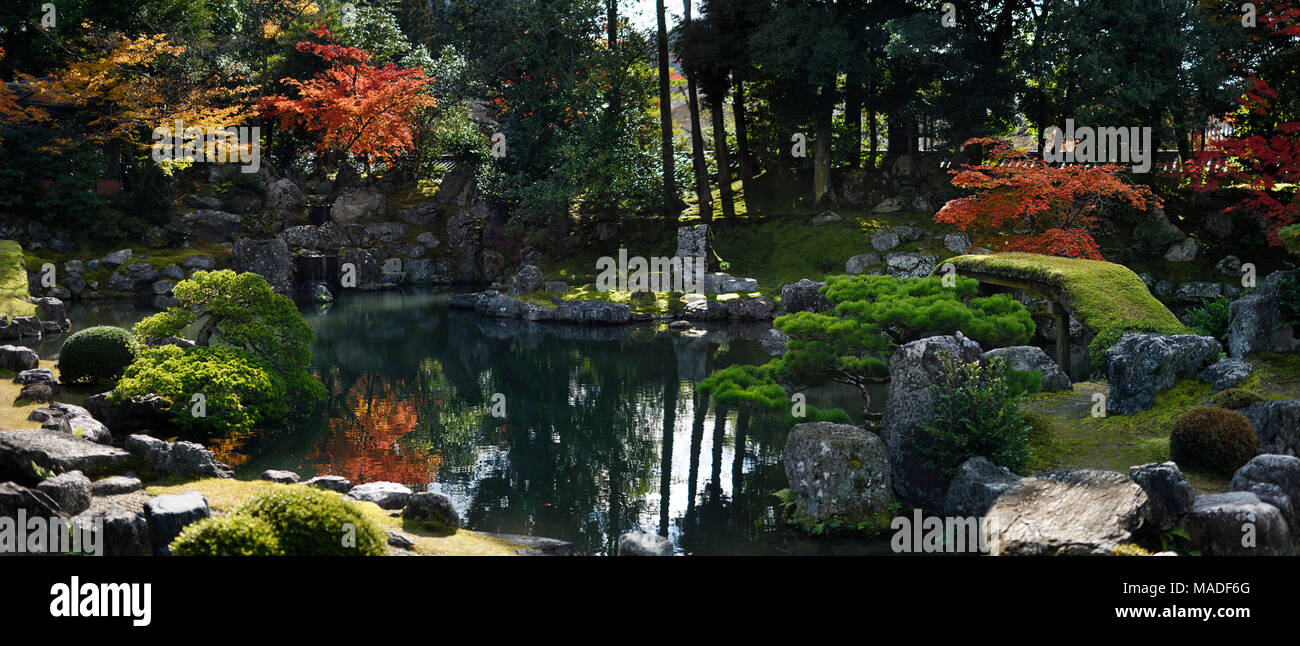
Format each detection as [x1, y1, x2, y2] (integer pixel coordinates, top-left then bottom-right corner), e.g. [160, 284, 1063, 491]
[260, 26, 436, 164]
[935, 137, 1161, 260]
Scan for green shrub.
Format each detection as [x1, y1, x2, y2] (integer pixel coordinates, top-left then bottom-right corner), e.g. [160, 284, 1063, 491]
[1208, 388, 1265, 410]
[132, 270, 326, 412]
[1184, 295, 1232, 343]
[1169, 407, 1258, 475]
[170, 513, 282, 556]
[57, 326, 136, 385]
[1006, 368, 1044, 397]
[111, 345, 288, 435]
[234, 486, 387, 556]
[1088, 319, 1194, 376]
[920, 353, 1033, 479]
[1276, 273, 1300, 328]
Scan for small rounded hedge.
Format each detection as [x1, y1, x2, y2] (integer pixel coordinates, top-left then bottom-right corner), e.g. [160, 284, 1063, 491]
[57, 326, 136, 384]
[170, 513, 281, 556]
[1208, 388, 1265, 410]
[1169, 407, 1258, 476]
[170, 486, 387, 556]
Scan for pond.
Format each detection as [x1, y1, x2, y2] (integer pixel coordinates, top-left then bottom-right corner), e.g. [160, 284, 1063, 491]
[36, 290, 894, 555]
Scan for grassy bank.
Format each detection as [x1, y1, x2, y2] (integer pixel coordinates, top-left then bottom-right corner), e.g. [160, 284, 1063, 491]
[0, 240, 35, 318]
[146, 478, 531, 556]
[1021, 353, 1300, 493]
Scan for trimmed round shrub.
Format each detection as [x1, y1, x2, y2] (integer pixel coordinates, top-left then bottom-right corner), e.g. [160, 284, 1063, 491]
[1208, 388, 1265, 410]
[1169, 407, 1258, 476]
[235, 486, 387, 556]
[170, 513, 282, 556]
[57, 326, 136, 384]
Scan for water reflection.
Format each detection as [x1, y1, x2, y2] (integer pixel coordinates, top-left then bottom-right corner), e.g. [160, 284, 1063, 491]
[42, 290, 892, 555]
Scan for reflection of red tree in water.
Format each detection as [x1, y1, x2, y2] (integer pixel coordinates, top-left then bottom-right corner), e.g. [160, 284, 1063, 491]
[304, 373, 442, 487]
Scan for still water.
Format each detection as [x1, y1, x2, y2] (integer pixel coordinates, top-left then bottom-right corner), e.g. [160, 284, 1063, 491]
[43, 290, 892, 555]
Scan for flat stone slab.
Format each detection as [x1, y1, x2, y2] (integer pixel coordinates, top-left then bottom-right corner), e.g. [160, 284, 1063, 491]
[0, 429, 131, 483]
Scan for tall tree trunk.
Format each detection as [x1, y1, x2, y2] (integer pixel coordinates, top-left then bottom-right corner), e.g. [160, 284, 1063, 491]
[606, 0, 619, 115]
[655, 0, 677, 221]
[684, 0, 711, 221]
[813, 83, 834, 203]
[710, 93, 735, 220]
[867, 71, 878, 169]
[732, 81, 756, 215]
[844, 71, 863, 169]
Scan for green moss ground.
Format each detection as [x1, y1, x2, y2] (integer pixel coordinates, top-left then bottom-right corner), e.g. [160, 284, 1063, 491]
[0, 240, 36, 318]
[1021, 353, 1300, 493]
[146, 478, 529, 556]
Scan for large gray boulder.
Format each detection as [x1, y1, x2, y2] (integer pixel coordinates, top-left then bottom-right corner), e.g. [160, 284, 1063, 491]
[264, 178, 305, 211]
[0, 429, 131, 484]
[144, 491, 211, 555]
[72, 508, 150, 556]
[1228, 270, 1300, 358]
[0, 344, 39, 371]
[783, 422, 892, 524]
[870, 229, 900, 251]
[982, 346, 1071, 392]
[1230, 454, 1300, 534]
[91, 475, 142, 496]
[844, 253, 880, 275]
[260, 469, 300, 484]
[1198, 357, 1253, 392]
[780, 279, 832, 314]
[182, 210, 244, 243]
[675, 224, 709, 259]
[1241, 400, 1300, 456]
[435, 164, 478, 206]
[82, 391, 171, 433]
[618, 532, 674, 556]
[682, 297, 729, 322]
[1104, 333, 1221, 414]
[724, 296, 776, 320]
[232, 237, 293, 294]
[280, 224, 340, 252]
[944, 456, 1021, 518]
[1128, 462, 1195, 532]
[366, 221, 408, 244]
[346, 481, 412, 509]
[302, 475, 353, 493]
[509, 264, 545, 295]
[35, 470, 92, 515]
[331, 189, 387, 224]
[884, 252, 937, 279]
[884, 333, 984, 508]
[983, 469, 1152, 556]
[0, 481, 63, 519]
[403, 491, 460, 530]
[125, 434, 233, 480]
[1187, 492, 1293, 556]
[555, 300, 631, 324]
[34, 402, 111, 444]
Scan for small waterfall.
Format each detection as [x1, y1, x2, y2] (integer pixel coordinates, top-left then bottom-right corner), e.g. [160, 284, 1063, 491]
[294, 253, 339, 301]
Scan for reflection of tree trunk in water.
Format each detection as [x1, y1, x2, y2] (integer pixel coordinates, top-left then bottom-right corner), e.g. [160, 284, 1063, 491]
[659, 373, 678, 536]
[732, 409, 749, 499]
[709, 405, 727, 497]
[685, 389, 709, 518]
[608, 468, 621, 556]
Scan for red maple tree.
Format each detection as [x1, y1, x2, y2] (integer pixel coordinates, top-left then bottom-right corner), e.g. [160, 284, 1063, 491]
[1180, 4, 1300, 250]
[260, 26, 436, 165]
[935, 138, 1161, 260]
